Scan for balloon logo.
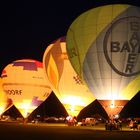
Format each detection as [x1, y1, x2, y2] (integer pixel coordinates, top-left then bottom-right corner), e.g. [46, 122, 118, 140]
[104, 16, 140, 76]
[43, 37, 95, 117]
[66, 4, 140, 117]
[1, 59, 52, 118]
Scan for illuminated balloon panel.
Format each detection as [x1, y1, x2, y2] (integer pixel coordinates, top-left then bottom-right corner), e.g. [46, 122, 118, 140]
[43, 37, 95, 117]
[1, 59, 52, 118]
[121, 75, 140, 99]
[0, 77, 12, 116]
[66, 4, 140, 117]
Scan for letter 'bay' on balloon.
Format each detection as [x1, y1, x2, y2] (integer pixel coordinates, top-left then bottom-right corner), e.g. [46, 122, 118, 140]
[66, 4, 140, 117]
[1, 59, 52, 118]
[43, 37, 95, 117]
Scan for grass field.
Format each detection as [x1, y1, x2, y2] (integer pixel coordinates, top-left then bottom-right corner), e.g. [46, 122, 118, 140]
[0, 121, 140, 140]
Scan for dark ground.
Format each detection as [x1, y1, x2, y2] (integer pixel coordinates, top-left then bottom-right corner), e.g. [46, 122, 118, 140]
[0, 122, 140, 140]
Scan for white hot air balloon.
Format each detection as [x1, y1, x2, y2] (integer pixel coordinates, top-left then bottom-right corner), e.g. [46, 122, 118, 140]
[66, 4, 140, 117]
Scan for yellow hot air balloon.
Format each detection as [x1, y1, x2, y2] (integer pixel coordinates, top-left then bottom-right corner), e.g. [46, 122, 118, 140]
[66, 4, 140, 118]
[43, 37, 95, 117]
[1, 59, 52, 118]
[0, 77, 12, 117]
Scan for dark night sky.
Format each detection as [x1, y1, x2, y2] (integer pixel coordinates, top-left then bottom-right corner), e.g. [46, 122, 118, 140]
[1, 0, 140, 118]
[1, 0, 140, 72]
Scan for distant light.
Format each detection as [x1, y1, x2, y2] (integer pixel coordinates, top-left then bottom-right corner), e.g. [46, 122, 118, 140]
[115, 114, 119, 119]
[37, 115, 40, 117]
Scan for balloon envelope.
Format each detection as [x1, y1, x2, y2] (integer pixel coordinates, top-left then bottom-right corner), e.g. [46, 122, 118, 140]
[66, 4, 140, 117]
[0, 77, 12, 116]
[1, 59, 52, 118]
[43, 37, 95, 117]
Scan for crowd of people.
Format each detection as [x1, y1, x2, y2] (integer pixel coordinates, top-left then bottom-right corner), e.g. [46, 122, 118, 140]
[66, 115, 77, 126]
[129, 119, 140, 130]
[105, 118, 140, 131]
[105, 119, 122, 130]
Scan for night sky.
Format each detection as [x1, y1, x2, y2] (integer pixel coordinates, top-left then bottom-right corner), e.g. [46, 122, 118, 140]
[1, 0, 140, 72]
[1, 0, 140, 118]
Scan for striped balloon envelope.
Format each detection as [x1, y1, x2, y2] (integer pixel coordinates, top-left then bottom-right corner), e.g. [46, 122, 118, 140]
[1, 59, 52, 118]
[66, 4, 140, 118]
[43, 37, 95, 117]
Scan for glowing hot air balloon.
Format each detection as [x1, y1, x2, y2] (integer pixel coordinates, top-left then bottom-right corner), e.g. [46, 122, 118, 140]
[1, 59, 52, 118]
[66, 4, 140, 117]
[0, 77, 12, 117]
[43, 37, 95, 117]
